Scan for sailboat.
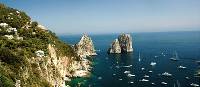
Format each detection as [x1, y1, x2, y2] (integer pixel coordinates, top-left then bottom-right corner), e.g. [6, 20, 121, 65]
[177, 80, 181, 87]
[170, 51, 179, 61]
[139, 52, 141, 62]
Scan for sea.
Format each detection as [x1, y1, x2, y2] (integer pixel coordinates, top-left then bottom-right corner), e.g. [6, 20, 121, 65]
[59, 31, 200, 87]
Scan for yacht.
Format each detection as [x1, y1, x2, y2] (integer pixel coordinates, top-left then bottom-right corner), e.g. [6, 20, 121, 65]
[151, 83, 156, 85]
[127, 74, 135, 77]
[129, 82, 134, 84]
[150, 62, 157, 66]
[178, 66, 187, 69]
[124, 71, 131, 74]
[162, 72, 172, 76]
[139, 79, 149, 82]
[144, 75, 150, 78]
[141, 68, 145, 70]
[161, 82, 167, 85]
[149, 71, 153, 73]
[190, 83, 199, 87]
[119, 79, 123, 81]
[123, 65, 132, 68]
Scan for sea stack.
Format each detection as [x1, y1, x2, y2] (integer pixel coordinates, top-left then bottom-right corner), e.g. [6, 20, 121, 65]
[74, 34, 97, 57]
[108, 39, 121, 53]
[108, 34, 133, 53]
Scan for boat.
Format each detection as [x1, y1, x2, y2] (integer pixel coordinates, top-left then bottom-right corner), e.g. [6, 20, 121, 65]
[150, 62, 157, 66]
[129, 82, 134, 84]
[139, 79, 149, 82]
[170, 51, 179, 61]
[177, 80, 181, 87]
[144, 75, 150, 78]
[190, 83, 199, 87]
[151, 83, 156, 85]
[162, 72, 172, 76]
[149, 71, 153, 73]
[178, 66, 187, 69]
[98, 77, 102, 80]
[139, 52, 141, 62]
[113, 73, 116, 76]
[141, 68, 145, 70]
[154, 56, 158, 58]
[127, 74, 135, 77]
[185, 77, 190, 79]
[124, 71, 131, 74]
[123, 65, 132, 68]
[161, 82, 167, 85]
[119, 79, 123, 81]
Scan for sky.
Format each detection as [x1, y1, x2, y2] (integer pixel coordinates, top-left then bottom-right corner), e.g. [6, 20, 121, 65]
[1, 0, 200, 35]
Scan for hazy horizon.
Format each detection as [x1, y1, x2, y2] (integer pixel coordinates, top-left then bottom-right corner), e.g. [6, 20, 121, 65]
[1, 0, 200, 35]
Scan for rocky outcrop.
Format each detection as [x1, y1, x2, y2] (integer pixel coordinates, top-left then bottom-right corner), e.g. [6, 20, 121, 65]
[74, 34, 97, 58]
[108, 34, 133, 53]
[108, 39, 121, 53]
[118, 34, 133, 52]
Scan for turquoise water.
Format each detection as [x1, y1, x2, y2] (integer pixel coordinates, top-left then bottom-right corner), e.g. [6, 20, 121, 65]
[60, 31, 200, 87]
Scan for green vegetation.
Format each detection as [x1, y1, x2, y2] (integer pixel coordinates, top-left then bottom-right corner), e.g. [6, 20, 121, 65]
[0, 3, 78, 87]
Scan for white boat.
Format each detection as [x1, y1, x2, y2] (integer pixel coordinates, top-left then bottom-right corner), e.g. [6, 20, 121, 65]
[144, 75, 150, 78]
[154, 56, 158, 58]
[124, 71, 131, 74]
[190, 83, 199, 87]
[151, 83, 156, 85]
[98, 77, 102, 80]
[123, 65, 132, 68]
[139, 52, 141, 62]
[129, 82, 134, 84]
[113, 74, 116, 76]
[178, 66, 187, 69]
[141, 68, 145, 70]
[119, 79, 123, 81]
[139, 79, 149, 82]
[161, 82, 167, 85]
[127, 74, 135, 77]
[162, 72, 172, 76]
[150, 62, 156, 66]
[170, 51, 179, 61]
[185, 77, 190, 79]
[149, 71, 153, 73]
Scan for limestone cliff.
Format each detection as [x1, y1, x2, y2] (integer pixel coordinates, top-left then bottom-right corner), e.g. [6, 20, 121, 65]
[108, 39, 121, 53]
[118, 34, 133, 52]
[0, 4, 88, 87]
[74, 34, 97, 58]
[108, 34, 133, 53]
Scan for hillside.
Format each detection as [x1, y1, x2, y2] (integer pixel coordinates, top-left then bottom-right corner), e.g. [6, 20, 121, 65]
[0, 3, 83, 87]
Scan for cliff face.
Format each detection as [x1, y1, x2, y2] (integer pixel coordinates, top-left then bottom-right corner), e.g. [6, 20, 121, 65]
[74, 34, 97, 58]
[0, 4, 85, 87]
[108, 34, 133, 54]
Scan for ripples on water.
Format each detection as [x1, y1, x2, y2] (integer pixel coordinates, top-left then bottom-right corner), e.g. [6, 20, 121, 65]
[60, 31, 200, 87]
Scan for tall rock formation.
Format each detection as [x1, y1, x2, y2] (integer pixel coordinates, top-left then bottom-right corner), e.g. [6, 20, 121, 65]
[108, 39, 121, 53]
[118, 34, 133, 52]
[108, 34, 133, 54]
[74, 34, 97, 58]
